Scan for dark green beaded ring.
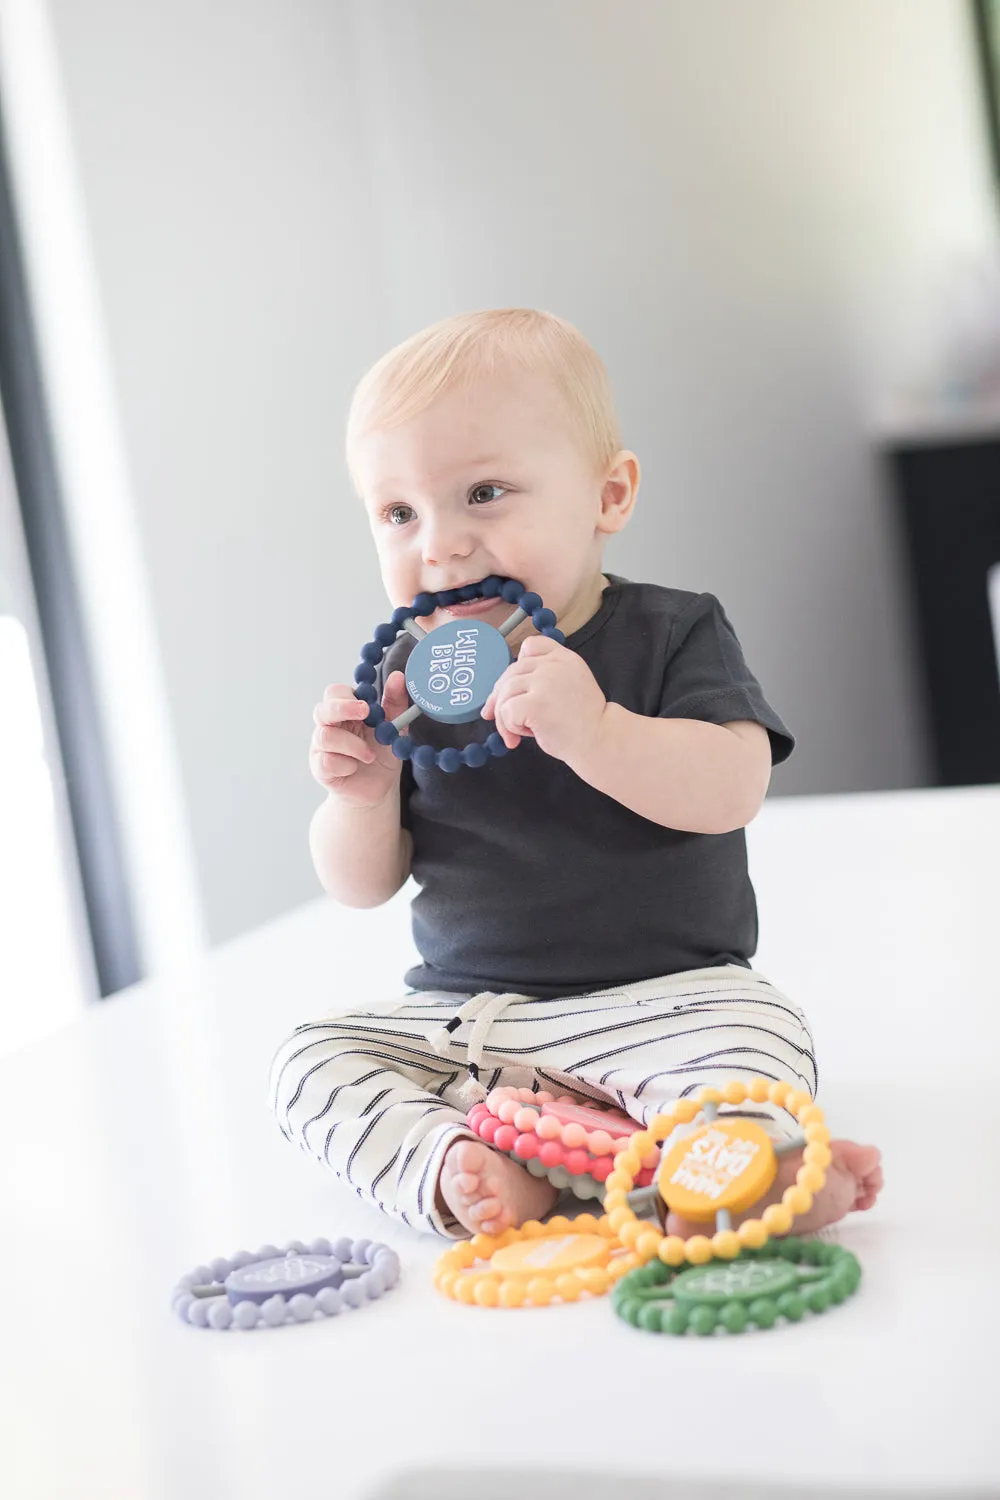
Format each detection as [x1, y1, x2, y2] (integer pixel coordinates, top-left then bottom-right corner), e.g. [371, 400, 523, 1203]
[611, 1237, 862, 1336]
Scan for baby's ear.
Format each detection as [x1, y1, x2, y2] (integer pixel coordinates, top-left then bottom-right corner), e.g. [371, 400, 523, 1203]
[597, 450, 640, 534]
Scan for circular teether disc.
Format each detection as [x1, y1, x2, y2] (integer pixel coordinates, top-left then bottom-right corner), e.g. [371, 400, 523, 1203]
[657, 1118, 777, 1222]
[670, 1259, 799, 1308]
[405, 620, 512, 724]
[490, 1234, 609, 1278]
[225, 1254, 344, 1306]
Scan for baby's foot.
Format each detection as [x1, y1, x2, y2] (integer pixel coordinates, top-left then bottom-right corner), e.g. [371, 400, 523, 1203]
[665, 1138, 883, 1240]
[438, 1138, 558, 1236]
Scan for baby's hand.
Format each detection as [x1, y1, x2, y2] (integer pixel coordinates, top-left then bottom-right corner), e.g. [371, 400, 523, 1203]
[481, 637, 607, 763]
[310, 672, 410, 807]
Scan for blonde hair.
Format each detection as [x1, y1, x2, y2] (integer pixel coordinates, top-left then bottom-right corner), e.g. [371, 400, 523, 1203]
[346, 308, 622, 482]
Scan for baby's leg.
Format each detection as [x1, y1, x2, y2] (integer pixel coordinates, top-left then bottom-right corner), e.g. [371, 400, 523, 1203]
[269, 994, 555, 1237]
[269, 997, 479, 1236]
[555, 966, 882, 1235]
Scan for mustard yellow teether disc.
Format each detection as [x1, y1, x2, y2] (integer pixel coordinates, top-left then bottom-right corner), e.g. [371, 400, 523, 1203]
[490, 1233, 610, 1278]
[657, 1119, 777, 1223]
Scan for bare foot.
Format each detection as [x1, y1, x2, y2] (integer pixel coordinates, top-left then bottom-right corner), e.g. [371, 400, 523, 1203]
[438, 1138, 558, 1236]
[665, 1138, 884, 1240]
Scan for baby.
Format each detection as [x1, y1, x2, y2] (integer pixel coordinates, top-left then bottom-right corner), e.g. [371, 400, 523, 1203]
[270, 308, 882, 1241]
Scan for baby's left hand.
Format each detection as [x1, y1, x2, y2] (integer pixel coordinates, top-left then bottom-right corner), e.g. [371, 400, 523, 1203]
[481, 636, 607, 763]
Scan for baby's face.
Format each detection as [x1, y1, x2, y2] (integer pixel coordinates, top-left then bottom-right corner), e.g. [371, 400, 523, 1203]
[353, 369, 613, 637]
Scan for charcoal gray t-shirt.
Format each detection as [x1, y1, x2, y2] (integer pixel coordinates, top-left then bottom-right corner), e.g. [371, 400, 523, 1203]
[378, 575, 793, 999]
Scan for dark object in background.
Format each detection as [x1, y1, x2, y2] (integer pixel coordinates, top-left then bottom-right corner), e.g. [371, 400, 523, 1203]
[886, 429, 1000, 786]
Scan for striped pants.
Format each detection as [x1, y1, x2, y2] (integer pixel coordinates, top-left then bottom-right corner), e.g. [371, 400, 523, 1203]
[268, 965, 817, 1239]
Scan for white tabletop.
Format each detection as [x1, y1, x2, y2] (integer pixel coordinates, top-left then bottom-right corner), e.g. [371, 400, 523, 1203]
[2, 787, 998, 1500]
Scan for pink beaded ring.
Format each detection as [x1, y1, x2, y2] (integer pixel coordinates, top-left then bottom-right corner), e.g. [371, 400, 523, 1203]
[467, 1087, 659, 1200]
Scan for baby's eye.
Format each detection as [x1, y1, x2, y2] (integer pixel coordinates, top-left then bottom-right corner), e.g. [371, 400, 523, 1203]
[387, 504, 415, 526]
[468, 483, 506, 506]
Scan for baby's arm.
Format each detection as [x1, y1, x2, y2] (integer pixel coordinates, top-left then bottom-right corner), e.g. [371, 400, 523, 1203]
[571, 709, 772, 835]
[310, 790, 413, 907]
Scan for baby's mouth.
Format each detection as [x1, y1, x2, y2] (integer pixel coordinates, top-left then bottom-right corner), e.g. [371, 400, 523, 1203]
[440, 595, 507, 617]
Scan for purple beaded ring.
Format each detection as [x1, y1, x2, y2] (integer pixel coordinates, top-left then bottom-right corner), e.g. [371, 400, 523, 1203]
[353, 576, 566, 771]
[171, 1237, 401, 1331]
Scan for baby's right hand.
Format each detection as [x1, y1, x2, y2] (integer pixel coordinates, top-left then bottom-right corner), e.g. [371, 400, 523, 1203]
[310, 671, 410, 807]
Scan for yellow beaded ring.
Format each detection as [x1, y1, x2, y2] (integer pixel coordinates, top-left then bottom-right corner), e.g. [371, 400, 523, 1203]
[433, 1213, 638, 1308]
[603, 1079, 831, 1268]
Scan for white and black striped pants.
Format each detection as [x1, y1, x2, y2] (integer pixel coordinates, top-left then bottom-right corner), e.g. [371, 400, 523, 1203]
[268, 965, 817, 1238]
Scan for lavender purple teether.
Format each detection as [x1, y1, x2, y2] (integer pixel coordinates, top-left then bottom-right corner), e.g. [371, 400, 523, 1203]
[171, 1236, 400, 1331]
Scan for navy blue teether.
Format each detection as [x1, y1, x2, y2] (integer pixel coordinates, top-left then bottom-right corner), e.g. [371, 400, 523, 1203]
[353, 577, 566, 771]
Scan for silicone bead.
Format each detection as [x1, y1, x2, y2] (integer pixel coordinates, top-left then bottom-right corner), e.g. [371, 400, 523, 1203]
[519, 592, 543, 613]
[721, 1081, 747, 1105]
[785, 1090, 811, 1116]
[499, 1280, 525, 1308]
[391, 605, 413, 625]
[462, 743, 488, 767]
[191, 1263, 214, 1285]
[500, 579, 525, 602]
[688, 1305, 717, 1336]
[374, 722, 398, 745]
[804, 1142, 833, 1169]
[513, 1133, 539, 1159]
[696, 1087, 722, 1106]
[637, 1303, 663, 1333]
[767, 1289, 803, 1324]
[438, 748, 462, 773]
[480, 576, 503, 597]
[769, 1081, 792, 1107]
[526, 1278, 553, 1306]
[748, 1078, 771, 1103]
[186, 1300, 210, 1327]
[332, 1237, 354, 1262]
[458, 584, 481, 600]
[262, 1295, 288, 1326]
[485, 733, 509, 757]
[797, 1163, 826, 1193]
[719, 1300, 748, 1334]
[373, 623, 397, 646]
[413, 745, 438, 771]
[283, 1239, 309, 1255]
[782, 1185, 814, 1217]
[762, 1203, 794, 1235]
[542, 628, 565, 643]
[233, 1301, 260, 1330]
[493, 1126, 518, 1152]
[208, 1301, 233, 1330]
[805, 1123, 831, 1144]
[309, 1237, 333, 1256]
[561, 1123, 587, 1149]
[564, 1149, 590, 1176]
[363, 1270, 387, 1298]
[366, 704, 386, 727]
[353, 1238, 372, 1261]
[437, 589, 459, 606]
[513, 1108, 540, 1132]
[478, 1115, 501, 1143]
[497, 1099, 520, 1124]
[360, 642, 381, 664]
[474, 1279, 499, 1307]
[658, 1237, 688, 1267]
[172, 1293, 194, 1320]
[539, 1140, 562, 1168]
[536, 1115, 561, 1140]
[712, 1231, 742, 1260]
[737, 1218, 769, 1249]
[662, 1303, 689, 1335]
[289, 1294, 315, 1322]
[798, 1104, 825, 1127]
[341, 1280, 366, 1309]
[672, 1099, 699, 1123]
[412, 592, 436, 616]
[588, 1130, 614, 1158]
[685, 1237, 714, 1265]
[532, 607, 557, 630]
[392, 737, 414, 760]
[748, 1297, 778, 1329]
[635, 1231, 663, 1262]
[520, 1220, 545, 1239]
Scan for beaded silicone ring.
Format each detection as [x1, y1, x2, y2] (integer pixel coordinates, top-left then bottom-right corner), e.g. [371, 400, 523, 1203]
[353, 576, 566, 771]
[602, 1079, 832, 1269]
[433, 1213, 636, 1309]
[612, 1237, 862, 1336]
[171, 1236, 400, 1331]
[467, 1088, 659, 1201]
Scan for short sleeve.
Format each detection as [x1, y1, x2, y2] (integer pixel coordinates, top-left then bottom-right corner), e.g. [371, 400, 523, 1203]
[658, 593, 794, 765]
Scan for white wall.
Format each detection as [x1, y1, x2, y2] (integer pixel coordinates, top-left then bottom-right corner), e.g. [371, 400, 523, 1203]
[4, 0, 998, 952]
